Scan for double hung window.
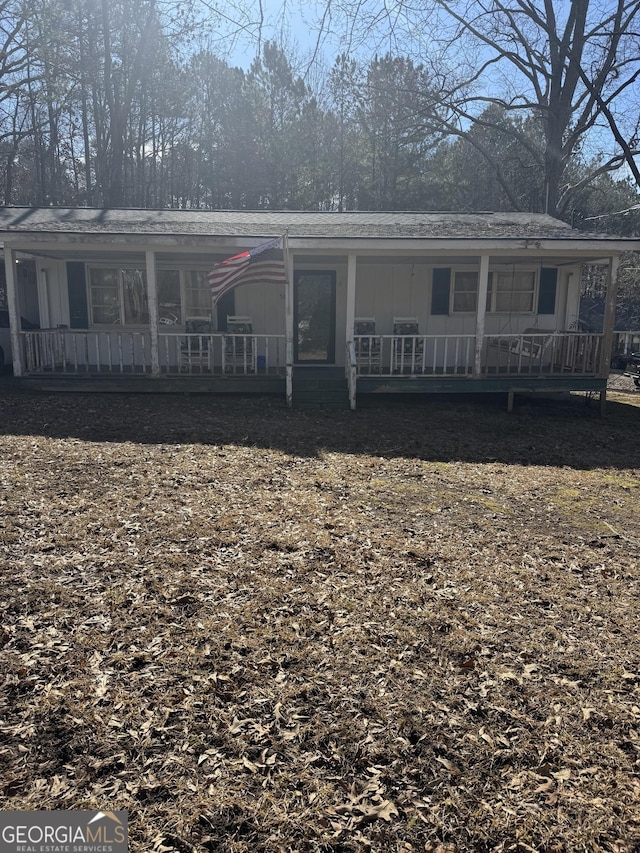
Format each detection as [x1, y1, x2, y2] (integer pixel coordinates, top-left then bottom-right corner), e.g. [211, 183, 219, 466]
[451, 269, 536, 314]
[184, 270, 212, 319]
[89, 268, 148, 326]
[89, 268, 121, 325]
[452, 271, 491, 313]
[89, 267, 213, 327]
[493, 270, 535, 313]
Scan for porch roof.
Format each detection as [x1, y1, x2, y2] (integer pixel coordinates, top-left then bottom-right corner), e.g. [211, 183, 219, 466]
[0, 206, 634, 241]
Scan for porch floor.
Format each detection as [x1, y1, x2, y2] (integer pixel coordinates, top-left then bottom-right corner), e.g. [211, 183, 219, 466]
[10, 372, 287, 395]
[9, 369, 606, 399]
[357, 375, 606, 395]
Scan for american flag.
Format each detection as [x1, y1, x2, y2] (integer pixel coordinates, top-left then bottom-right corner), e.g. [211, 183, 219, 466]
[208, 237, 287, 305]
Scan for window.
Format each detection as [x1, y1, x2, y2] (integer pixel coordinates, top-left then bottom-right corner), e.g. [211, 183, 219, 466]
[158, 270, 181, 325]
[122, 269, 149, 325]
[89, 268, 121, 325]
[493, 270, 535, 313]
[89, 267, 214, 327]
[184, 270, 212, 319]
[453, 271, 478, 312]
[451, 269, 536, 314]
[452, 271, 492, 313]
[90, 268, 148, 326]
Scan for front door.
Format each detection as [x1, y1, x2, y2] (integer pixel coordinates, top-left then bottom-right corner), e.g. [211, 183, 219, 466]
[294, 270, 336, 364]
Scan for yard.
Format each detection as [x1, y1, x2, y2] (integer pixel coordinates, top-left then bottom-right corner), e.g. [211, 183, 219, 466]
[0, 387, 639, 852]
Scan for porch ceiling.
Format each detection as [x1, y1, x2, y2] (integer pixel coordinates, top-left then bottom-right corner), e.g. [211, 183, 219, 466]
[24, 247, 148, 264]
[16, 245, 612, 269]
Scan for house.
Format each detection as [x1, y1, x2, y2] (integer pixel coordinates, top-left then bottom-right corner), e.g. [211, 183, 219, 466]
[1, 207, 638, 410]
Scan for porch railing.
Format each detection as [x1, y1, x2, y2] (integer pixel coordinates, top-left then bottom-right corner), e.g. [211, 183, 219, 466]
[482, 332, 602, 376]
[159, 331, 285, 375]
[354, 334, 476, 376]
[354, 332, 604, 378]
[613, 330, 640, 357]
[19, 329, 603, 380]
[21, 329, 286, 376]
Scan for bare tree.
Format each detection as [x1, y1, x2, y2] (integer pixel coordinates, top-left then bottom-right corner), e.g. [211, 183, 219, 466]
[312, 0, 640, 218]
[0, 0, 30, 204]
[437, 1, 640, 216]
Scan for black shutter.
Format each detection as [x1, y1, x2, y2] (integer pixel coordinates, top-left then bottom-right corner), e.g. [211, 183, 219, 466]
[538, 268, 557, 315]
[67, 262, 89, 328]
[216, 290, 235, 331]
[431, 268, 451, 315]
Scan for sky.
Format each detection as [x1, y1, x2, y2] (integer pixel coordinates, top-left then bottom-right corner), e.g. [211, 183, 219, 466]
[197, 0, 640, 177]
[198, 0, 411, 78]
[201, 0, 330, 72]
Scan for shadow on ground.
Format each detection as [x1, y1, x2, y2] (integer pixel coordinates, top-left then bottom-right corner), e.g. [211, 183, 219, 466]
[0, 385, 638, 470]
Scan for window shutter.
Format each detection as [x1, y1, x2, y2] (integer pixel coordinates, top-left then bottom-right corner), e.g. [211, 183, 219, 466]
[67, 262, 89, 328]
[431, 268, 451, 315]
[538, 268, 557, 315]
[216, 290, 235, 331]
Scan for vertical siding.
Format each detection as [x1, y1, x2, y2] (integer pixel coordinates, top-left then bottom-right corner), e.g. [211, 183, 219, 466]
[356, 261, 568, 337]
[355, 262, 430, 335]
[234, 282, 286, 334]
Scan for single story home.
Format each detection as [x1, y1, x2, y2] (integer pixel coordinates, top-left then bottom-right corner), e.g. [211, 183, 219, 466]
[1, 207, 638, 409]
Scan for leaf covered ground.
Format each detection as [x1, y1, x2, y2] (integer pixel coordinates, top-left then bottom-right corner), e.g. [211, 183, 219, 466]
[0, 387, 639, 853]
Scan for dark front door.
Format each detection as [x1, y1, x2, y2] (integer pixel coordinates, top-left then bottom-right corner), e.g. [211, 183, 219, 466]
[294, 270, 336, 364]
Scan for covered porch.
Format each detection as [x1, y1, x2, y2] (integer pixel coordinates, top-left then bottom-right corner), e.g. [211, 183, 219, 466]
[1, 208, 633, 408]
[12, 324, 607, 410]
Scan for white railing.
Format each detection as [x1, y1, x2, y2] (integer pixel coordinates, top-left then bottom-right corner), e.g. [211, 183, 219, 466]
[482, 332, 603, 376]
[158, 331, 285, 375]
[21, 330, 286, 376]
[20, 329, 603, 380]
[353, 332, 604, 378]
[613, 330, 640, 358]
[23, 329, 153, 374]
[354, 334, 476, 376]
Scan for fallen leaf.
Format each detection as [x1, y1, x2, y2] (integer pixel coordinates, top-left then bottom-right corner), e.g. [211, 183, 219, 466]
[552, 768, 572, 781]
[436, 757, 461, 775]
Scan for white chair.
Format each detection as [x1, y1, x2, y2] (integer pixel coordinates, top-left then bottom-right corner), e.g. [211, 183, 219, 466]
[224, 315, 256, 373]
[180, 316, 212, 372]
[354, 317, 381, 373]
[392, 316, 424, 372]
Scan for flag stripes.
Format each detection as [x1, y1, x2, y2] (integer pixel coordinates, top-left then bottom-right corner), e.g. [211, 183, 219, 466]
[208, 237, 287, 305]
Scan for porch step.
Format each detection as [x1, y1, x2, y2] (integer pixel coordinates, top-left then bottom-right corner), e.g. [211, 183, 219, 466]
[292, 376, 350, 410]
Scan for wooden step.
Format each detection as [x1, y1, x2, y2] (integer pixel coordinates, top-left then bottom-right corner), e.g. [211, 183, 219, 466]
[292, 376, 350, 409]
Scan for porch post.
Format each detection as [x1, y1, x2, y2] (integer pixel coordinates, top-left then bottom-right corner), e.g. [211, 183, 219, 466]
[346, 253, 357, 338]
[145, 249, 160, 376]
[600, 254, 620, 377]
[473, 254, 490, 376]
[285, 236, 294, 407]
[4, 246, 23, 376]
[346, 253, 357, 410]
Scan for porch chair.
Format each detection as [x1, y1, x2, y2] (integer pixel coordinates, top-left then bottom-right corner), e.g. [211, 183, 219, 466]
[180, 316, 212, 372]
[354, 317, 381, 373]
[224, 315, 256, 373]
[392, 317, 424, 373]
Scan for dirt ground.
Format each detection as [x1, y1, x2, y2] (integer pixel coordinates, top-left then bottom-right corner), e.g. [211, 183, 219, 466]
[0, 385, 639, 852]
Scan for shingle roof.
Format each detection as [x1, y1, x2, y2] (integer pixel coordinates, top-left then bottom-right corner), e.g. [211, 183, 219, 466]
[0, 207, 625, 241]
